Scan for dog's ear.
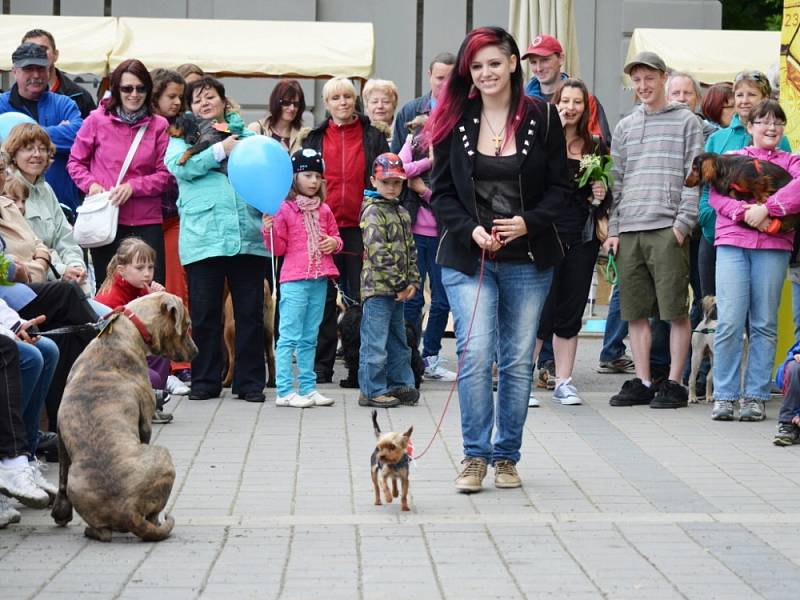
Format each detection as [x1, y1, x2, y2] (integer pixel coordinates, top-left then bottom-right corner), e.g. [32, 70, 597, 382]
[402, 426, 413, 443]
[701, 157, 716, 184]
[160, 294, 184, 336]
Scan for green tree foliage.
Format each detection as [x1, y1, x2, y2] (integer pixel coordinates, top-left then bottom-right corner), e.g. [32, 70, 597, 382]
[722, 0, 783, 31]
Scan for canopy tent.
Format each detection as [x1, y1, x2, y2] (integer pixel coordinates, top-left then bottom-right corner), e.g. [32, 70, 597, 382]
[0, 15, 116, 74]
[625, 28, 780, 86]
[0, 15, 374, 80]
[110, 17, 374, 79]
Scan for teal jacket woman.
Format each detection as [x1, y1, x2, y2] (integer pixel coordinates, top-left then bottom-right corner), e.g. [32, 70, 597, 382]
[165, 112, 267, 265]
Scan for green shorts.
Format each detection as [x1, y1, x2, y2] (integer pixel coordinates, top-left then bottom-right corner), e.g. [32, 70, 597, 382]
[617, 227, 690, 321]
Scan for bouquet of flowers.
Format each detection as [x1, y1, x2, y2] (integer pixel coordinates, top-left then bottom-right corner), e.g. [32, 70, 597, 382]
[576, 154, 614, 206]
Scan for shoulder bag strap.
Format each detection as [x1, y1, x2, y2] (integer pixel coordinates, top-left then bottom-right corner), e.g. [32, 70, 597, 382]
[116, 123, 148, 187]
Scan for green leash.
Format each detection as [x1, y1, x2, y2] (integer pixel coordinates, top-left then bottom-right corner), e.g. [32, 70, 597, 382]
[604, 250, 618, 286]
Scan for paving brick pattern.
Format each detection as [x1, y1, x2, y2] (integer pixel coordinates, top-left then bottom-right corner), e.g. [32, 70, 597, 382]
[2, 338, 800, 599]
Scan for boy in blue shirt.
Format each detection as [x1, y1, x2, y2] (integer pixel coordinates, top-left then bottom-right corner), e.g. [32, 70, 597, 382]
[774, 340, 800, 445]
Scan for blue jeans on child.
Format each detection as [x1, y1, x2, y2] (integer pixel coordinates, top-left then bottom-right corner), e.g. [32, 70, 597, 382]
[404, 234, 450, 358]
[780, 361, 800, 424]
[17, 336, 59, 455]
[276, 278, 327, 397]
[442, 261, 552, 464]
[714, 246, 788, 402]
[359, 295, 415, 398]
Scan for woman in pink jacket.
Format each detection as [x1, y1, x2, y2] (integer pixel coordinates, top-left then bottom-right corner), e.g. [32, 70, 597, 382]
[710, 99, 800, 422]
[67, 59, 171, 286]
[262, 149, 342, 408]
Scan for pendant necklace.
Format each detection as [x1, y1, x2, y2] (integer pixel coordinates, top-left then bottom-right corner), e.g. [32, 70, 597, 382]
[482, 112, 506, 156]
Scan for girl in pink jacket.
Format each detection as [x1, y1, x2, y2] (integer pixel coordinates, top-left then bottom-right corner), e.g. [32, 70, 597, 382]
[263, 149, 342, 408]
[709, 99, 800, 422]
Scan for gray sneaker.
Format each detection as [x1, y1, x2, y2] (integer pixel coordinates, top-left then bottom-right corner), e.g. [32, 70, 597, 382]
[455, 457, 487, 493]
[739, 398, 766, 422]
[774, 423, 800, 446]
[711, 400, 735, 421]
[552, 378, 582, 405]
[0, 495, 21, 528]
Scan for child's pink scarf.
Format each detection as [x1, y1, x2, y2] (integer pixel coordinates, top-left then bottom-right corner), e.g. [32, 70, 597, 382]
[294, 194, 322, 277]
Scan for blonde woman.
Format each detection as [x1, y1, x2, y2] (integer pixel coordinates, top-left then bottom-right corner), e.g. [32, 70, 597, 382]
[362, 78, 399, 133]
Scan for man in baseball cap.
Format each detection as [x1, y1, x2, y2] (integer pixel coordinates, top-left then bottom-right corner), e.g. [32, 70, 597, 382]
[623, 51, 668, 75]
[0, 43, 83, 209]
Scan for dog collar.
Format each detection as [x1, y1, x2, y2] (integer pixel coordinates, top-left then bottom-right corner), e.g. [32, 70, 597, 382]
[101, 306, 153, 345]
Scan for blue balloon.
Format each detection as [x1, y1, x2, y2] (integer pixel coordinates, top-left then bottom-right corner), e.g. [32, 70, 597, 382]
[0, 112, 36, 141]
[228, 136, 293, 215]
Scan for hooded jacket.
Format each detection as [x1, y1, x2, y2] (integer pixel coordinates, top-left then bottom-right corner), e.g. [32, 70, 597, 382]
[359, 190, 419, 300]
[709, 146, 800, 252]
[698, 113, 792, 243]
[0, 86, 82, 209]
[0, 196, 50, 283]
[608, 102, 703, 237]
[68, 100, 172, 226]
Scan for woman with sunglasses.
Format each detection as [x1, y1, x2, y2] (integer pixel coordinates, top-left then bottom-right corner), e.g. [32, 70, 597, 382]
[697, 72, 791, 304]
[68, 59, 171, 286]
[247, 80, 306, 154]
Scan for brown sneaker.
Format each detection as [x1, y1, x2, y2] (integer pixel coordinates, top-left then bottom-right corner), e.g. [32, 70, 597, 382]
[536, 361, 556, 390]
[494, 459, 521, 488]
[358, 394, 400, 408]
[454, 457, 487, 493]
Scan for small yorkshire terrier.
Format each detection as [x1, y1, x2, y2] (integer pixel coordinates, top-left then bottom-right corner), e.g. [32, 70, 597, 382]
[370, 410, 413, 511]
[168, 111, 239, 173]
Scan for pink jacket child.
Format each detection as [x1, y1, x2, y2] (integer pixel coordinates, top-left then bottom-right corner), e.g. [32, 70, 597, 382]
[67, 100, 172, 226]
[267, 196, 343, 282]
[710, 146, 800, 251]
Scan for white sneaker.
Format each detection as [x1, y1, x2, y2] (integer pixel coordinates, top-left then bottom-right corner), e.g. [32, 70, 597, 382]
[275, 392, 314, 408]
[552, 378, 583, 405]
[0, 495, 21, 528]
[528, 393, 540, 408]
[423, 355, 457, 381]
[28, 460, 57, 497]
[303, 390, 335, 406]
[166, 375, 190, 395]
[0, 462, 50, 508]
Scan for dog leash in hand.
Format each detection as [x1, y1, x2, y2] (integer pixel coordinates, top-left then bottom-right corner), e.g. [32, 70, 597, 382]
[411, 247, 487, 462]
[604, 250, 618, 286]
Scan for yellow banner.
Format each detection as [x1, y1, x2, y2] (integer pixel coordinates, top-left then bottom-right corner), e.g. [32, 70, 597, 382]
[781, 1, 800, 147]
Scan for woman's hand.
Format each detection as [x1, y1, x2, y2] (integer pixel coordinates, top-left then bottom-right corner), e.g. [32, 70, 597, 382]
[396, 285, 416, 301]
[16, 315, 45, 344]
[12, 259, 30, 283]
[109, 182, 133, 206]
[557, 106, 568, 126]
[262, 215, 273, 231]
[492, 215, 528, 244]
[603, 236, 619, 255]
[221, 135, 239, 156]
[408, 177, 427, 195]
[319, 235, 337, 254]
[89, 183, 105, 196]
[590, 180, 607, 203]
[744, 204, 769, 228]
[472, 226, 503, 253]
[62, 266, 86, 282]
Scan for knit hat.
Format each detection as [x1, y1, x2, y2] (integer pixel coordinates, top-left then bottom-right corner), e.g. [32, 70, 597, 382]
[372, 152, 407, 180]
[291, 148, 324, 174]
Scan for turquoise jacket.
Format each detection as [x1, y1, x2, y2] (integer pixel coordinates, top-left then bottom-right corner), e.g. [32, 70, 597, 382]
[698, 113, 792, 242]
[165, 113, 268, 266]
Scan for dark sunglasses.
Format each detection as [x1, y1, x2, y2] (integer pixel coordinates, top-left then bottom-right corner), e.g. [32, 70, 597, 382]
[119, 85, 147, 94]
[280, 99, 301, 108]
[735, 71, 765, 83]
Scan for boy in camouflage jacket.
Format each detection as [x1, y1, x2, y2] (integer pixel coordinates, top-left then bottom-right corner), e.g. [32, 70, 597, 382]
[358, 153, 421, 408]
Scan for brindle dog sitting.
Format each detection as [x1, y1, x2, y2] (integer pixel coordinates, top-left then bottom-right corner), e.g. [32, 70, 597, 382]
[51, 292, 197, 542]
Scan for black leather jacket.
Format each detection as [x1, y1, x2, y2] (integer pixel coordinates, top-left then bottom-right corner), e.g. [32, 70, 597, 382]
[430, 96, 570, 275]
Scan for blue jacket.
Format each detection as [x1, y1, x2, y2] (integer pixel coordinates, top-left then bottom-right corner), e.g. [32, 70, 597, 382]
[165, 112, 268, 266]
[698, 113, 792, 243]
[0, 87, 82, 210]
[391, 92, 432, 154]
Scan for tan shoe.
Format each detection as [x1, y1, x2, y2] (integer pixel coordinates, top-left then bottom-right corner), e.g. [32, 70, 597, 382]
[454, 457, 487, 493]
[494, 459, 521, 488]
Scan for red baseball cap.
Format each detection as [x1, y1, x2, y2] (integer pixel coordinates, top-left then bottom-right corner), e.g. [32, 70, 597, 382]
[372, 153, 407, 180]
[522, 34, 564, 59]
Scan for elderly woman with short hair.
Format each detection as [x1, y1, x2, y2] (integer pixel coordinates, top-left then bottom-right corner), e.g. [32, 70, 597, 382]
[362, 78, 399, 134]
[301, 76, 389, 382]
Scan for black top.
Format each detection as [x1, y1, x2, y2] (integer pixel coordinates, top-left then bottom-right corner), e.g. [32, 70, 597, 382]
[559, 157, 593, 243]
[474, 153, 528, 261]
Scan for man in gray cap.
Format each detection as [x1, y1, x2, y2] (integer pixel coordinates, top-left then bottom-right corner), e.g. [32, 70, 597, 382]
[0, 43, 82, 209]
[603, 51, 703, 411]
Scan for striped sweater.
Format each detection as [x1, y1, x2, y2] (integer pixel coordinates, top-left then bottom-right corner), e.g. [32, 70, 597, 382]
[608, 103, 703, 237]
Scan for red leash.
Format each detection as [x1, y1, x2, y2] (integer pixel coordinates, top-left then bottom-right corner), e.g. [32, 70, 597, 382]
[411, 248, 487, 461]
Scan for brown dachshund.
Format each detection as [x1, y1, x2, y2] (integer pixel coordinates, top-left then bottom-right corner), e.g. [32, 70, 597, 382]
[685, 152, 799, 232]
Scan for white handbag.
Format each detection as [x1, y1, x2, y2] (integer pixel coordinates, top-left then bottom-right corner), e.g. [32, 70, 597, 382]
[73, 124, 148, 248]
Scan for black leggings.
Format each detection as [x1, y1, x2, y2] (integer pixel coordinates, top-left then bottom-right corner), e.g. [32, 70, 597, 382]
[0, 335, 25, 459]
[538, 239, 600, 341]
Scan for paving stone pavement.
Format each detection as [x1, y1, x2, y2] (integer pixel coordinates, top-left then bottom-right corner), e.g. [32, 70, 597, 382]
[2, 337, 800, 599]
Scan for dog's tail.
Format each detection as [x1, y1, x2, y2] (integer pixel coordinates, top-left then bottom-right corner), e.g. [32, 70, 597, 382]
[130, 513, 175, 542]
[372, 409, 381, 438]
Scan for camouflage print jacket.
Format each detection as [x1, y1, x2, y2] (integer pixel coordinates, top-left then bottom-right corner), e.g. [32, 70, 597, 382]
[360, 190, 420, 301]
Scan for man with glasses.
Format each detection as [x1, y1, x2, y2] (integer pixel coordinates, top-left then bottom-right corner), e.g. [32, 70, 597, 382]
[0, 44, 83, 210]
[604, 52, 703, 410]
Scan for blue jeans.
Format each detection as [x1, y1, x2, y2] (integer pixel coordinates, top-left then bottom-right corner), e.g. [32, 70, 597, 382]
[442, 261, 552, 464]
[714, 246, 789, 402]
[792, 280, 800, 341]
[276, 278, 327, 397]
[17, 337, 59, 455]
[359, 295, 415, 398]
[599, 285, 628, 362]
[404, 234, 450, 357]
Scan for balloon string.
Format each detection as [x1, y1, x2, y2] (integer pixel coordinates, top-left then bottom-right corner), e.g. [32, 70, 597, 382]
[270, 229, 277, 300]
